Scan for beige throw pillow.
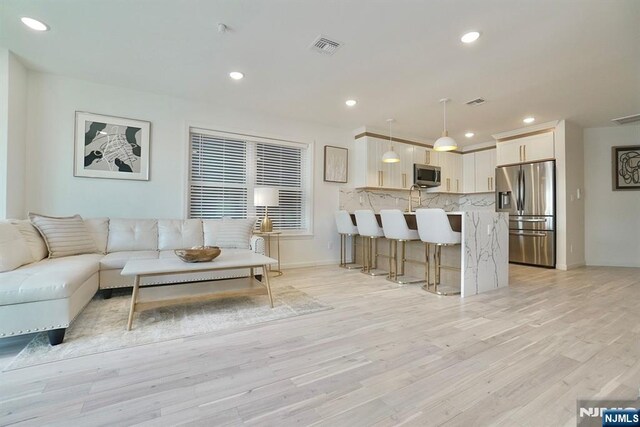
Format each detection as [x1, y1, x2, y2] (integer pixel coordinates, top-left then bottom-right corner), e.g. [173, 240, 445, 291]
[9, 219, 48, 262]
[29, 213, 99, 259]
[0, 222, 34, 272]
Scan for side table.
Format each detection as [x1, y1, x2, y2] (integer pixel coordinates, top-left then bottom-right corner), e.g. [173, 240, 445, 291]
[255, 231, 283, 277]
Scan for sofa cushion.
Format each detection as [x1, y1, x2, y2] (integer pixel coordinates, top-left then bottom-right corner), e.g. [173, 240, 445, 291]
[0, 222, 33, 272]
[99, 250, 159, 270]
[107, 219, 158, 252]
[85, 218, 109, 254]
[0, 254, 102, 305]
[29, 213, 99, 259]
[158, 219, 203, 250]
[203, 217, 256, 249]
[9, 220, 48, 262]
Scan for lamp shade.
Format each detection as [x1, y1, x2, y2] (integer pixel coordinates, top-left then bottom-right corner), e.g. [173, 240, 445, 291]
[433, 134, 458, 152]
[254, 187, 279, 207]
[382, 149, 400, 163]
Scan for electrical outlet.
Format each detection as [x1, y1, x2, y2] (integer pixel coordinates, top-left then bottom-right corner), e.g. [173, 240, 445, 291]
[395, 198, 399, 205]
[487, 225, 492, 235]
[576, 188, 582, 200]
[359, 195, 363, 204]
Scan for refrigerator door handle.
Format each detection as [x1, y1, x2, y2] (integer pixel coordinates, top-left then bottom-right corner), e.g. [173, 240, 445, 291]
[516, 168, 523, 213]
[509, 231, 547, 237]
[521, 167, 526, 213]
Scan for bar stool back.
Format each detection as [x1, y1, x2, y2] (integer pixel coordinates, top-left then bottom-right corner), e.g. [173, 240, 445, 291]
[354, 210, 387, 276]
[415, 208, 462, 295]
[380, 209, 424, 284]
[334, 210, 361, 269]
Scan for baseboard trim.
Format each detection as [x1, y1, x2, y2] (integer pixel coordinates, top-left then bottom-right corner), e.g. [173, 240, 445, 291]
[584, 261, 640, 268]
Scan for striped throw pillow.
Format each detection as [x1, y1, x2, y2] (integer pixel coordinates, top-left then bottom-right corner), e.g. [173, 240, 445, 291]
[28, 213, 98, 259]
[206, 217, 256, 249]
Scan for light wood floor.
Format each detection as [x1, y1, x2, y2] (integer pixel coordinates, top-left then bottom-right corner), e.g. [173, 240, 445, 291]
[1, 265, 639, 426]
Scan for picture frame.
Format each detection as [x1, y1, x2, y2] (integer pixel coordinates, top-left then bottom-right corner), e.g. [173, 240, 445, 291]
[323, 145, 348, 183]
[612, 145, 640, 190]
[74, 111, 151, 181]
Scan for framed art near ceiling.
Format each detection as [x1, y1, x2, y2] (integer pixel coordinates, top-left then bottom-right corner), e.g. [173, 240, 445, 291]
[324, 145, 348, 183]
[612, 145, 640, 190]
[74, 111, 151, 181]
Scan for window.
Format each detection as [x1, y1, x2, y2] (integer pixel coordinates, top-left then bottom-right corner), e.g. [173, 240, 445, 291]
[189, 128, 311, 233]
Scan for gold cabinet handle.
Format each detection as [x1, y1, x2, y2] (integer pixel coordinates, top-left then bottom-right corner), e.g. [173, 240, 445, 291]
[456, 179, 459, 192]
[425, 150, 430, 165]
[446, 178, 450, 192]
[523, 145, 526, 162]
[378, 170, 382, 187]
[402, 173, 407, 188]
[519, 145, 522, 162]
[488, 177, 491, 191]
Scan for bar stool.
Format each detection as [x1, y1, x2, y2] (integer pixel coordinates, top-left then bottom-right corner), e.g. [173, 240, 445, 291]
[354, 210, 387, 276]
[380, 209, 424, 284]
[334, 210, 362, 270]
[415, 208, 461, 295]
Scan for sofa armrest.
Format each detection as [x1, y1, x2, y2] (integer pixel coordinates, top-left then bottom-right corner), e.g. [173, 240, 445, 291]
[250, 235, 265, 255]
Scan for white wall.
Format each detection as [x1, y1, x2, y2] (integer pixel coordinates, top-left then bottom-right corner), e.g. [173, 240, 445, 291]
[24, 71, 354, 268]
[0, 49, 27, 219]
[584, 125, 640, 267]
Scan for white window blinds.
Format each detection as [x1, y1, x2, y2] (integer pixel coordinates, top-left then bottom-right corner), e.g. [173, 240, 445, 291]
[189, 130, 310, 233]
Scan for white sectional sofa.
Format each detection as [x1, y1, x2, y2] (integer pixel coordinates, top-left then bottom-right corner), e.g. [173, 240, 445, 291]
[0, 218, 265, 346]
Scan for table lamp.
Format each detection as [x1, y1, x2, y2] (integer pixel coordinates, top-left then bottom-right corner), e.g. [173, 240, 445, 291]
[254, 187, 279, 232]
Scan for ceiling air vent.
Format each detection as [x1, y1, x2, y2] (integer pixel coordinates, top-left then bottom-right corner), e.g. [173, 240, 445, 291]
[466, 98, 486, 106]
[309, 35, 343, 55]
[611, 113, 640, 125]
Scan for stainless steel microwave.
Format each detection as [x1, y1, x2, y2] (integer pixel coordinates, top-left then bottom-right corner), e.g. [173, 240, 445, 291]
[413, 164, 441, 187]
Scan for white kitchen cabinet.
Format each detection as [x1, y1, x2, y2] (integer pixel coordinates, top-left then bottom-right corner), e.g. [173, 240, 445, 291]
[462, 153, 476, 193]
[412, 146, 439, 166]
[439, 152, 463, 193]
[474, 148, 497, 192]
[496, 131, 554, 166]
[353, 136, 411, 189]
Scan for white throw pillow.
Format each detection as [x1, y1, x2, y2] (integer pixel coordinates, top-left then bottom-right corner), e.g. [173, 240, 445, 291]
[84, 218, 110, 254]
[203, 217, 256, 249]
[9, 219, 48, 262]
[0, 222, 34, 272]
[29, 213, 99, 259]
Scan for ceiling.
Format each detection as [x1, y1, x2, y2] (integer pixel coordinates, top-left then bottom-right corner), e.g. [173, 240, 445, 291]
[1, 0, 639, 145]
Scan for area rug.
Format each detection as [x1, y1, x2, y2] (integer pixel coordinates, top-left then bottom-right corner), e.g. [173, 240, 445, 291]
[6, 285, 331, 371]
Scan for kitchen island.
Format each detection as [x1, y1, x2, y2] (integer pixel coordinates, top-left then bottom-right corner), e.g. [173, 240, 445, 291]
[348, 210, 509, 297]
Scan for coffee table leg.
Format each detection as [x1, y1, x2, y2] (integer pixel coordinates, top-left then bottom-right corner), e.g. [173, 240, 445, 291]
[127, 275, 140, 331]
[263, 265, 274, 308]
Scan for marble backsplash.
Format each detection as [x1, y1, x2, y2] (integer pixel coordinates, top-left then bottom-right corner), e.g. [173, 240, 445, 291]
[339, 188, 495, 213]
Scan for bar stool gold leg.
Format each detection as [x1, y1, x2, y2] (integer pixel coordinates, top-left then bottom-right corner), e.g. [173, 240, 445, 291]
[422, 243, 461, 296]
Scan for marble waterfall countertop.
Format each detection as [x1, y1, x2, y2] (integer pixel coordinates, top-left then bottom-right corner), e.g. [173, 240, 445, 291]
[347, 210, 509, 297]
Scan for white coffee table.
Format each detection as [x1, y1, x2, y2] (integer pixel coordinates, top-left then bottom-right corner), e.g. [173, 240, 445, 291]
[121, 251, 278, 330]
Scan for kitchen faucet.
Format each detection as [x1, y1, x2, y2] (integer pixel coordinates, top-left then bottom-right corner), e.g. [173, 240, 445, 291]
[407, 184, 422, 213]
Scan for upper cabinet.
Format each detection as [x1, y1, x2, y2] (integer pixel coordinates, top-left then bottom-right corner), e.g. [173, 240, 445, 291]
[461, 148, 497, 193]
[496, 131, 554, 166]
[474, 149, 497, 192]
[439, 152, 463, 193]
[412, 146, 439, 167]
[354, 136, 414, 189]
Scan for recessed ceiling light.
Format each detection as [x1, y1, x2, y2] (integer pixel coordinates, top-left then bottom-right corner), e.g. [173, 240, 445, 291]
[21, 17, 49, 32]
[461, 31, 480, 43]
[229, 71, 244, 80]
[465, 132, 475, 138]
[345, 99, 357, 107]
[523, 117, 535, 124]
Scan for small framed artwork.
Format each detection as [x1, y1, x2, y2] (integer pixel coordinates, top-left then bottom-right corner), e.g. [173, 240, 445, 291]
[612, 145, 640, 190]
[324, 145, 348, 183]
[74, 111, 151, 180]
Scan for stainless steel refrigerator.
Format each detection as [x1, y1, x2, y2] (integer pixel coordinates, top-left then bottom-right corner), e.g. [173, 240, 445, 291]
[495, 160, 556, 268]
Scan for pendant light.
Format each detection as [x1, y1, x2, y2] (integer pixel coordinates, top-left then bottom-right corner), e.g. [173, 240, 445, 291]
[433, 98, 458, 152]
[382, 118, 400, 163]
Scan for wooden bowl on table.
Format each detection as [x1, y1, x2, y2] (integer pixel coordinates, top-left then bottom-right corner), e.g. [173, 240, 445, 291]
[174, 246, 221, 263]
